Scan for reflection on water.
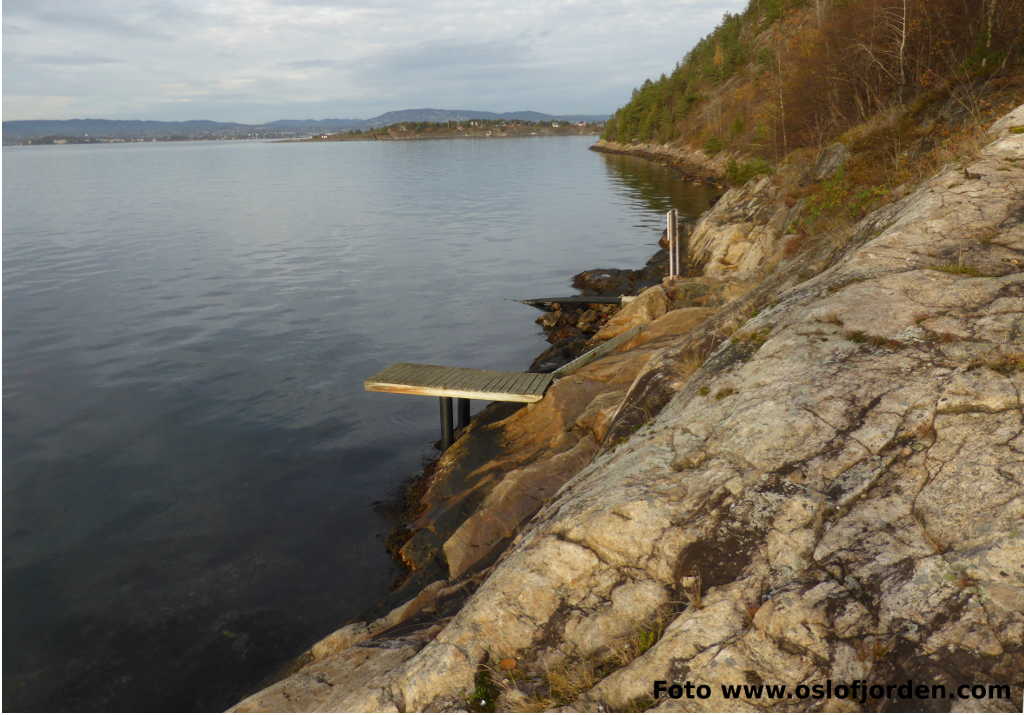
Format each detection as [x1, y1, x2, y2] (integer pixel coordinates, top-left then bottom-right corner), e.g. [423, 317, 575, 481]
[602, 152, 720, 219]
[2, 137, 715, 711]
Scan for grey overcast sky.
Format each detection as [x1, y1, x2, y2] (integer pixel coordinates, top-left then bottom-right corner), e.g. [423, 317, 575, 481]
[3, 0, 745, 123]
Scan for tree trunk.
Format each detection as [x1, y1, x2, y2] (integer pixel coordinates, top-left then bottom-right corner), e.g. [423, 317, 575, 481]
[776, 42, 788, 158]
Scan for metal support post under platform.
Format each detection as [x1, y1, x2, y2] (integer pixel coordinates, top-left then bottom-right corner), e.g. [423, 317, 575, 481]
[439, 397, 472, 449]
[440, 397, 453, 449]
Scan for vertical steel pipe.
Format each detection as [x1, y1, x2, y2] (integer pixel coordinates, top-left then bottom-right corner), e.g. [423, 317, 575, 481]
[439, 397, 454, 449]
[667, 210, 676, 279]
[671, 209, 680, 276]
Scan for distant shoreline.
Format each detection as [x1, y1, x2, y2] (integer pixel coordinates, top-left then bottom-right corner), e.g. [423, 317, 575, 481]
[3, 136, 271, 147]
[4, 130, 602, 148]
[294, 131, 601, 143]
[299, 121, 603, 143]
[3, 133, 603, 148]
[2, 110, 609, 146]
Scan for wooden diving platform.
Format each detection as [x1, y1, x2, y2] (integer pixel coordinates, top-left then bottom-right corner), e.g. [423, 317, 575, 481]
[364, 327, 642, 450]
[365, 363, 553, 403]
[364, 364, 552, 449]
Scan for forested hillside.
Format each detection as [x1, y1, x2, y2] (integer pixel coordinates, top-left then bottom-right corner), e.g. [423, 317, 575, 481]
[604, 0, 1023, 160]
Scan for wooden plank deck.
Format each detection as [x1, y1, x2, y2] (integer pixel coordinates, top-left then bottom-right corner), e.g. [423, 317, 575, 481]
[518, 296, 623, 308]
[364, 363, 554, 403]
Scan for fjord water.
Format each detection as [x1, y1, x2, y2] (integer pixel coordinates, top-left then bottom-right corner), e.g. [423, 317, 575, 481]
[3, 137, 717, 711]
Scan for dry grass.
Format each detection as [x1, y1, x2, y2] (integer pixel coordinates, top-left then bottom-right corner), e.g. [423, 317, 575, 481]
[715, 386, 738, 400]
[678, 350, 708, 375]
[734, 326, 773, 349]
[837, 104, 907, 146]
[928, 263, 986, 277]
[497, 605, 683, 711]
[844, 330, 904, 349]
[545, 659, 601, 705]
[608, 613, 674, 668]
[780, 82, 1020, 240]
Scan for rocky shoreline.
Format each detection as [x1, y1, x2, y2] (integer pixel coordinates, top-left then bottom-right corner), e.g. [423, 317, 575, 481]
[589, 139, 727, 188]
[233, 106, 1024, 713]
[379, 215, 715, 603]
[527, 242, 684, 373]
[381, 200, 754, 585]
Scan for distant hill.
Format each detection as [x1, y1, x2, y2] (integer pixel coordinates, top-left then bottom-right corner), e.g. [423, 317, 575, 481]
[3, 109, 608, 143]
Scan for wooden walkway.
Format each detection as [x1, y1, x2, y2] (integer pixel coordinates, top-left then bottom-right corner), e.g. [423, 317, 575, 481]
[364, 363, 553, 403]
[517, 296, 623, 309]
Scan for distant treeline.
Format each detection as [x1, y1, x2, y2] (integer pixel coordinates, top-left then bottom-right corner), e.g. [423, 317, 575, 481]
[603, 0, 1024, 158]
[310, 118, 603, 141]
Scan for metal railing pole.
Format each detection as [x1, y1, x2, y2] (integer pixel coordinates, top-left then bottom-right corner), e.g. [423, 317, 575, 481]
[667, 210, 675, 279]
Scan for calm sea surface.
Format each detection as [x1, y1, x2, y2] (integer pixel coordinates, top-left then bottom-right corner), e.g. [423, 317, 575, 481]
[2, 136, 717, 711]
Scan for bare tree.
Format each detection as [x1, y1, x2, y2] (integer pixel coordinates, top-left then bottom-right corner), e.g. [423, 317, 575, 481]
[776, 36, 788, 158]
[896, 0, 907, 90]
[983, 0, 995, 67]
[854, 0, 909, 102]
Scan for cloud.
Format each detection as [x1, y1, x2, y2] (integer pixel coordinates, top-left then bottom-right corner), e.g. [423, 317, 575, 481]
[1, 0, 747, 122]
[370, 39, 532, 74]
[16, 53, 124, 66]
[2, 94, 77, 119]
[4, 1, 176, 40]
[280, 59, 346, 69]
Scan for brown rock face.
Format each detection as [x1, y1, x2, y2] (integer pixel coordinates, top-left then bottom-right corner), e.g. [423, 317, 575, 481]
[594, 285, 669, 340]
[233, 107, 1024, 714]
[443, 433, 599, 579]
[620, 306, 716, 350]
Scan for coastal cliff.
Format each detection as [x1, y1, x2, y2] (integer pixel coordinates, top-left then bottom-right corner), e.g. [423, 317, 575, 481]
[232, 105, 1024, 713]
